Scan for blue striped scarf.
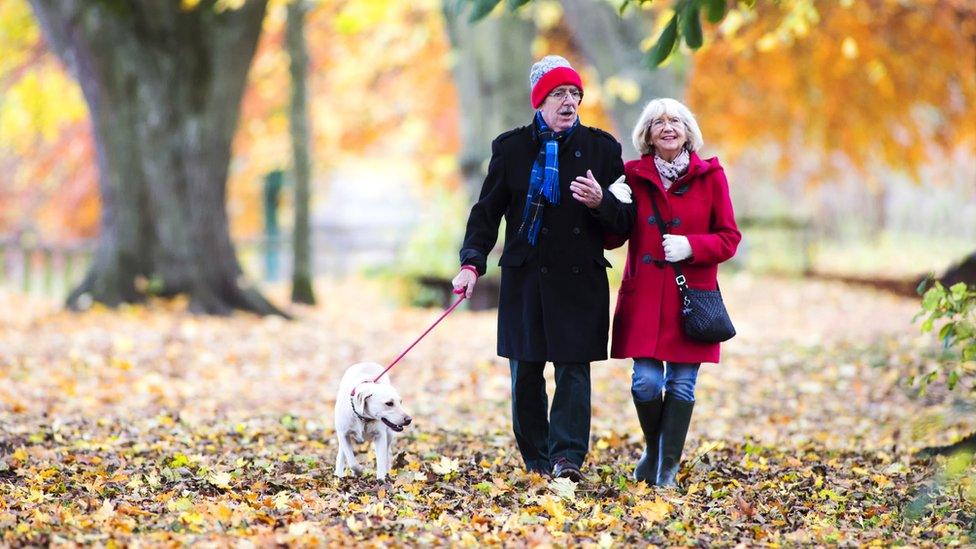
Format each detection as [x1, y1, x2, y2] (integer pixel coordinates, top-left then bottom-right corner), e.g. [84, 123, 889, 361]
[518, 112, 579, 245]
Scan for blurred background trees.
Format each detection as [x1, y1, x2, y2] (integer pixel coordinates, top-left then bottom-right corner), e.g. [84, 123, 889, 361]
[1, 1, 973, 535]
[26, 0, 277, 314]
[0, 0, 973, 310]
[287, 0, 316, 305]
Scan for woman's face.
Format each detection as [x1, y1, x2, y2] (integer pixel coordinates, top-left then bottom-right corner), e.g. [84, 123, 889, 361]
[648, 113, 687, 159]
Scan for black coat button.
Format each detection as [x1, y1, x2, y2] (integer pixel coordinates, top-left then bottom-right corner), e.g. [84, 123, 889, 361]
[541, 267, 549, 274]
[671, 217, 681, 227]
[541, 227, 549, 235]
[647, 215, 656, 224]
[572, 227, 581, 235]
[575, 150, 581, 158]
[642, 254, 652, 264]
[572, 266, 581, 274]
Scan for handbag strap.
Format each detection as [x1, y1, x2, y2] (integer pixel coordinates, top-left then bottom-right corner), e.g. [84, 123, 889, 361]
[648, 188, 692, 306]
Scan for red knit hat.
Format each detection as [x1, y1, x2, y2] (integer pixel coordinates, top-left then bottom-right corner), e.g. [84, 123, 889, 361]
[529, 55, 583, 109]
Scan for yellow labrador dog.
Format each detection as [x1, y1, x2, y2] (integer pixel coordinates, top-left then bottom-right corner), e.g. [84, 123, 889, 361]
[334, 362, 412, 480]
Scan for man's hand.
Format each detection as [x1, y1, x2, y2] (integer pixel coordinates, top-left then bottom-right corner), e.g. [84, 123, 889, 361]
[663, 234, 693, 262]
[570, 169, 603, 208]
[452, 267, 478, 298]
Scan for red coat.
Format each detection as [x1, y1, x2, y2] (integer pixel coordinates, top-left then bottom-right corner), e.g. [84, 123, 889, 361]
[606, 152, 741, 363]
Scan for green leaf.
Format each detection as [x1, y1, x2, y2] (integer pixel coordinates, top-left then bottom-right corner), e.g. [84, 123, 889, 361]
[916, 275, 933, 296]
[468, 0, 503, 22]
[921, 318, 934, 333]
[682, 5, 703, 49]
[948, 369, 959, 390]
[280, 414, 299, 431]
[507, 0, 531, 9]
[950, 282, 968, 298]
[921, 287, 943, 312]
[706, 0, 726, 24]
[649, 13, 679, 67]
[938, 322, 955, 341]
[962, 344, 976, 361]
[168, 453, 190, 468]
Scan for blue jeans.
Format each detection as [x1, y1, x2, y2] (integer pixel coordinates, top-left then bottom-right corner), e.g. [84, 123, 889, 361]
[631, 358, 700, 402]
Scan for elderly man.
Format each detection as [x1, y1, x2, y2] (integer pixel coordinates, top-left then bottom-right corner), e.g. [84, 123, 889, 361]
[452, 55, 634, 481]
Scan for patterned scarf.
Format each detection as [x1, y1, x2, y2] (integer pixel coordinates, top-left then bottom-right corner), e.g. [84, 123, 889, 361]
[654, 149, 690, 190]
[519, 111, 579, 245]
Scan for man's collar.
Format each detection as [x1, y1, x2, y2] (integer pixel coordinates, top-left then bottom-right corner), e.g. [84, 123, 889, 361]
[532, 113, 581, 144]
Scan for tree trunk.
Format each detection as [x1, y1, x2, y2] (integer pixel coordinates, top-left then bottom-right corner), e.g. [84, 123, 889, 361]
[29, 0, 283, 315]
[442, 1, 536, 198]
[287, 0, 315, 305]
[560, 0, 684, 160]
[919, 430, 976, 457]
[939, 251, 976, 288]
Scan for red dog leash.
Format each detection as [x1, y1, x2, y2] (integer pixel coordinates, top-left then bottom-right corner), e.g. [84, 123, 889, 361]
[352, 288, 468, 398]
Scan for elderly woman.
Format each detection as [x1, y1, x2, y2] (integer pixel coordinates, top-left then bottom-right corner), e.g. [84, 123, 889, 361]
[605, 98, 741, 487]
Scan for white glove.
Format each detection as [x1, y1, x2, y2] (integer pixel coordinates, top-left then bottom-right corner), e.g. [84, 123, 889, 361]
[662, 234, 692, 262]
[607, 175, 632, 204]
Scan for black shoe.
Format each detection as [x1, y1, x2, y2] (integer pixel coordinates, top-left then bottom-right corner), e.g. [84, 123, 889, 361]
[657, 395, 695, 487]
[528, 466, 553, 479]
[552, 457, 583, 482]
[632, 392, 665, 484]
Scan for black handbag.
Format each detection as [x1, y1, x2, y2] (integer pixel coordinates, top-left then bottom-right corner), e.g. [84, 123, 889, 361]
[648, 190, 736, 343]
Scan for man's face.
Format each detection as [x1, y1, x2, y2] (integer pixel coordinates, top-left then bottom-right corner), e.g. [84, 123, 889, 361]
[538, 85, 582, 132]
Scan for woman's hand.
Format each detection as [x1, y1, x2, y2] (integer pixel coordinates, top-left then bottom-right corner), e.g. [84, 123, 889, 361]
[571, 170, 603, 208]
[452, 266, 478, 298]
[663, 234, 692, 262]
[607, 175, 632, 204]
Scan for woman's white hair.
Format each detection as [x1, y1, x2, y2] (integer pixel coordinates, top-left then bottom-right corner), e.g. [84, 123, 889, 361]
[631, 97, 704, 156]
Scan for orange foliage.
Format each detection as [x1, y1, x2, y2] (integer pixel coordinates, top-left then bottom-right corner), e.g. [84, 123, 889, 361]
[6, 0, 971, 243]
[229, 0, 461, 236]
[3, 0, 462, 242]
[536, 18, 617, 138]
[0, 0, 99, 240]
[687, 0, 976, 183]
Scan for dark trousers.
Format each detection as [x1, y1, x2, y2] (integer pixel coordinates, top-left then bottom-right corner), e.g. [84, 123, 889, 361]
[509, 360, 591, 471]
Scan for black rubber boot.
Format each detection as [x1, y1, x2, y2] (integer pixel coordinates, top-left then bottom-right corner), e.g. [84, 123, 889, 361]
[657, 395, 695, 487]
[632, 393, 664, 483]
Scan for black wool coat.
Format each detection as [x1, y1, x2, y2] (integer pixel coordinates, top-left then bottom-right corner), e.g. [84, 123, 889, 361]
[460, 121, 633, 362]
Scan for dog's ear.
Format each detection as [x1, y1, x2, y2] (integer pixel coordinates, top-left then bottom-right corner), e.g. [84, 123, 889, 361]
[354, 387, 371, 414]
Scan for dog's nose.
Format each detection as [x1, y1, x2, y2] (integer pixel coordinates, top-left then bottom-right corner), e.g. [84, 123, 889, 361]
[403, 416, 412, 426]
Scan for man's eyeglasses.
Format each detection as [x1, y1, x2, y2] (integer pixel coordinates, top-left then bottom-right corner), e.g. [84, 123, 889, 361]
[548, 88, 583, 102]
